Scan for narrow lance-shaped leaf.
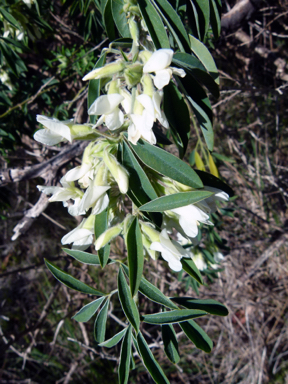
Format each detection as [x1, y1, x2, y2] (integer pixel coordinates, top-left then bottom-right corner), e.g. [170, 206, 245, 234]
[137, 331, 170, 384]
[112, 0, 131, 38]
[45, 260, 105, 296]
[99, 328, 127, 348]
[189, 34, 219, 84]
[180, 319, 213, 353]
[94, 207, 111, 268]
[129, 138, 203, 189]
[162, 324, 180, 364]
[118, 325, 132, 384]
[173, 52, 219, 98]
[142, 309, 207, 324]
[209, 0, 221, 40]
[118, 267, 140, 332]
[122, 264, 178, 310]
[195, 170, 234, 197]
[171, 298, 229, 316]
[151, 0, 190, 52]
[73, 296, 106, 323]
[102, 0, 116, 41]
[193, 0, 210, 41]
[94, 298, 110, 343]
[137, 0, 170, 49]
[181, 257, 203, 285]
[63, 248, 104, 265]
[163, 82, 190, 158]
[127, 217, 144, 297]
[139, 190, 213, 212]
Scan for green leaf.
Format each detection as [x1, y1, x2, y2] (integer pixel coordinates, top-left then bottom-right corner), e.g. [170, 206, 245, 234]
[209, 0, 221, 40]
[127, 217, 144, 297]
[195, 170, 234, 197]
[189, 34, 219, 84]
[142, 309, 207, 324]
[0, 42, 26, 77]
[171, 298, 229, 316]
[73, 296, 106, 322]
[193, 0, 210, 40]
[112, 0, 131, 38]
[110, 38, 133, 49]
[138, 0, 170, 49]
[152, 0, 190, 52]
[180, 320, 213, 353]
[118, 267, 140, 332]
[63, 248, 100, 265]
[130, 139, 203, 189]
[94, 208, 111, 268]
[118, 325, 132, 384]
[122, 264, 178, 310]
[88, 53, 107, 124]
[139, 190, 213, 212]
[122, 141, 162, 227]
[94, 298, 110, 343]
[137, 332, 170, 384]
[163, 82, 190, 158]
[0, 7, 21, 29]
[181, 258, 203, 285]
[99, 328, 127, 348]
[177, 75, 214, 151]
[188, 94, 214, 151]
[45, 260, 105, 296]
[102, 0, 116, 40]
[122, 140, 157, 202]
[162, 324, 180, 364]
[0, 37, 30, 53]
[173, 52, 219, 98]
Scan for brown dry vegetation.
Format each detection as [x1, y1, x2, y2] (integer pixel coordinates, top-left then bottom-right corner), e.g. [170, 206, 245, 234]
[1, 1, 288, 383]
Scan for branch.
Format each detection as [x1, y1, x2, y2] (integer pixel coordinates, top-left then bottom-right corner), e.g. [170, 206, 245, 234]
[221, 0, 262, 35]
[0, 141, 88, 187]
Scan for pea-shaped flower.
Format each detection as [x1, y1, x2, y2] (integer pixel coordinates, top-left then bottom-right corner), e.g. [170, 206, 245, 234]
[143, 49, 186, 89]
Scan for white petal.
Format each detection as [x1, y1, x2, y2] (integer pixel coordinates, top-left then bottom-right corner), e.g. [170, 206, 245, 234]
[80, 185, 110, 211]
[72, 234, 93, 250]
[36, 115, 72, 142]
[171, 67, 186, 78]
[128, 123, 141, 145]
[61, 228, 93, 245]
[34, 129, 64, 146]
[68, 197, 86, 216]
[88, 94, 124, 115]
[143, 49, 174, 73]
[105, 108, 124, 130]
[65, 163, 92, 182]
[91, 193, 109, 215]
[153, 69, 172, 89]
[137, 94, 155, 118]
[37, 185, 62, 195]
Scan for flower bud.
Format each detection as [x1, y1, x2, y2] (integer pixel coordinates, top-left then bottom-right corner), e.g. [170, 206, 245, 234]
[107, 80, 120, 95]
[139, 50, 152, 65]
[141, 74, 154, 98]
[94, 223, 123, 250]
[128, 17, 139, 46]
[124, 64, 143, 88]
[69, 124, 94, 139]
[140, 222, 160, 243]
[83, 61, 125, 81]
[103, 149, 129, 193]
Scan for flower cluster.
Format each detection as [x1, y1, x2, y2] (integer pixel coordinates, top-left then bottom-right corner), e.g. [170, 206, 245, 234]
[35, 46, 229, 273]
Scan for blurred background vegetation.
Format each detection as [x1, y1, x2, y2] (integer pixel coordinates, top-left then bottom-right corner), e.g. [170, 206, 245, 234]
[0, 0, 288, 383]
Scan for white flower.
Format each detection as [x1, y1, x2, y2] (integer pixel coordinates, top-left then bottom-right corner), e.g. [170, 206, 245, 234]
[78, 182, 110, 215]
[34, 115, 73, 146]
[103, 150, 129, 194]
[191, 252, 207, 271]
[202, 186, 229, 213]
[37, 176, 85, 217]
[170, 204, 212, 238]
[128, 93, 168, 145]
[150, 229, 190, 271]
[143, 49, 186, 89]
[61, 215, 95, 251]
[88, 94, 124, 131]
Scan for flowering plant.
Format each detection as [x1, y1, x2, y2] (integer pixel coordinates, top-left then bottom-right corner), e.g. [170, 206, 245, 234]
[35, 1, 232, 382]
